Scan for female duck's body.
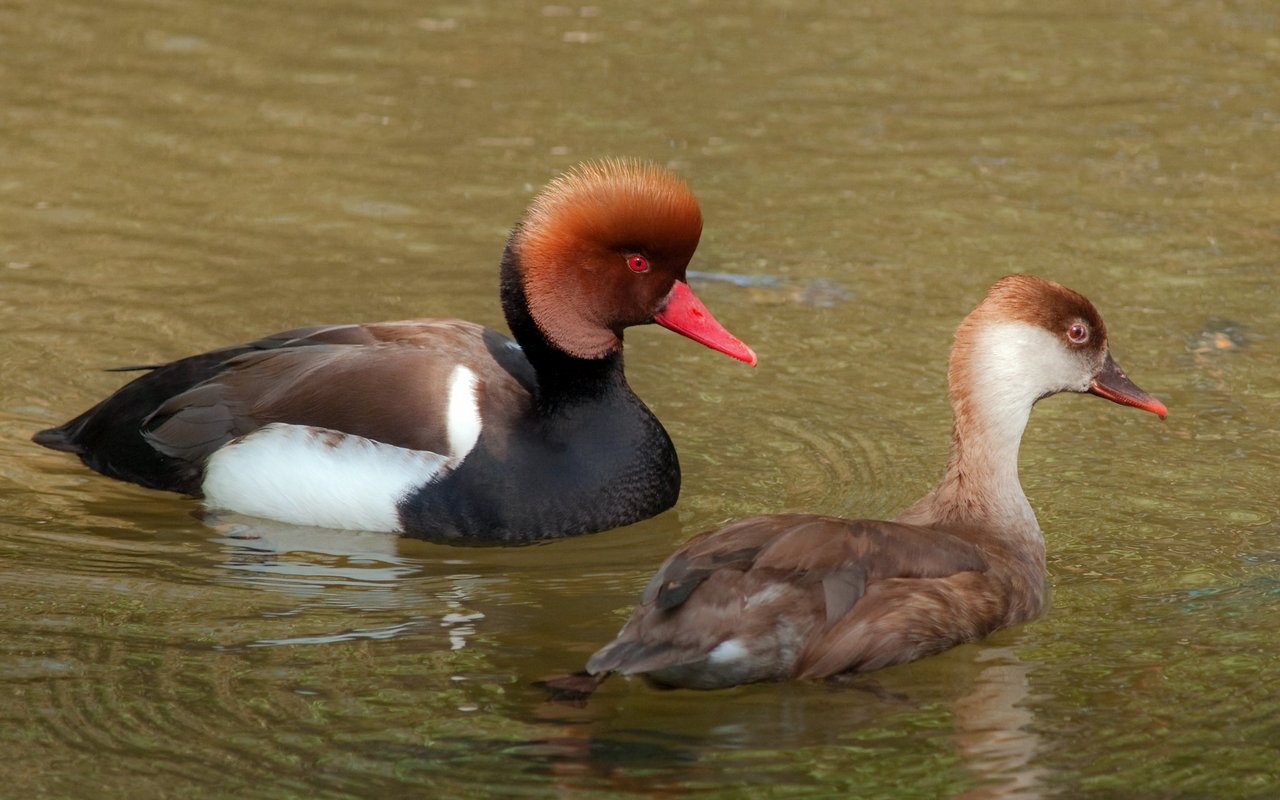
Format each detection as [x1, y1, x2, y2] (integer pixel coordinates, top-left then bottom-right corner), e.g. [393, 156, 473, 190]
[584, 275, 1167, 689]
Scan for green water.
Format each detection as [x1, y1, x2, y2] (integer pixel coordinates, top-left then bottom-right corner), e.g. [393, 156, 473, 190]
[2, 1, 1278, 797]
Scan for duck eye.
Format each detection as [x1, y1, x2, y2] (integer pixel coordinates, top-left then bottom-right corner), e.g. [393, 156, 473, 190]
[626, 254, 649, 273]
[1067, 322, 1089, 344]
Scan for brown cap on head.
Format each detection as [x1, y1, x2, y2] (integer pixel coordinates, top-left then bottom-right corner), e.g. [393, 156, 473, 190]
[964, 274, 1108, 342]
[952, 274, 1166, 418]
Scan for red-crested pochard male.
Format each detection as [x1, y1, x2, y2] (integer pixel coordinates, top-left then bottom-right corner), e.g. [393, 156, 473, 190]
[580, 275, 1166, 689]
[33, 160, 756, 543]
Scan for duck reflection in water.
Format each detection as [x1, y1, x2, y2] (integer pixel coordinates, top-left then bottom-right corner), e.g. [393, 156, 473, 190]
[204, 513, 486, 652]
[527, 643, 1047, 798]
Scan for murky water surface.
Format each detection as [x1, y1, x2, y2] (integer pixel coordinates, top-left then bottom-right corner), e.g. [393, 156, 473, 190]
[3, 0, 1278, 796]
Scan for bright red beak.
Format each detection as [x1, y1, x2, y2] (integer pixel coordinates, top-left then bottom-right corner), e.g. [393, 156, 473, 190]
[1088, 353, 1168, 419]
[653, 280, 757, 366]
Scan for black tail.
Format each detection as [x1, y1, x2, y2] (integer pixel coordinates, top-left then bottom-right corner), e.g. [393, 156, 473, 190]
[31, 425, 82, 453]
[32, 348, 250, 495]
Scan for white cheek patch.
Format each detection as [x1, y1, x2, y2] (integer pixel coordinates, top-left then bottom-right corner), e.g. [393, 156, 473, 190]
[201, 365, 486, 532]
[970, 322, 1083, 416]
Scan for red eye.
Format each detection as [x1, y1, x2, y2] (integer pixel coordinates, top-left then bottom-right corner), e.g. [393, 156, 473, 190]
[626, 254, 649, 273]
[1067, 323, 1089, 344]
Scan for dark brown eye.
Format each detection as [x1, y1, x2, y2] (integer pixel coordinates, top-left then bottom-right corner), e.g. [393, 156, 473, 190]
[626, 254, 649, 273]
[1067, 322, 1089, 344]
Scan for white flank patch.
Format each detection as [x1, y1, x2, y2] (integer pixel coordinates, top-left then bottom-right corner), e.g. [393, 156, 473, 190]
[202, 424, 452, 531]
[202, 364, 486, 532]
[707, 639, 749, 667]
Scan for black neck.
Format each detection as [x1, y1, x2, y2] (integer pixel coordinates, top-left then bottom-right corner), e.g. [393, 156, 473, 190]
[392, 237, 680, 543]
[499, 238, 628, 408]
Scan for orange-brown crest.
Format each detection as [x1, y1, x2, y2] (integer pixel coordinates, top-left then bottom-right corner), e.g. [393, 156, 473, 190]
[515, 160, 704, 359]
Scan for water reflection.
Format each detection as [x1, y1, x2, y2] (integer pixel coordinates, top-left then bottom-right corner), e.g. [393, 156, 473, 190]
[242, 620, 421, 648]
[951, 648, 1047, 800]
[517, 641, 1053, 797]
[205, 514, 499, 653]
[208, 514, 418, 591]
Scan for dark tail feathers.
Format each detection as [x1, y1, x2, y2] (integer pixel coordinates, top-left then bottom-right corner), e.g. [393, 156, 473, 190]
[32, 426, 82, 453]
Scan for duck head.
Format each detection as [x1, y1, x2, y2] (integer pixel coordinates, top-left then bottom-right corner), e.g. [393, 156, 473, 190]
[950, 274, 1167, 421]
[509, 160, 756, 365]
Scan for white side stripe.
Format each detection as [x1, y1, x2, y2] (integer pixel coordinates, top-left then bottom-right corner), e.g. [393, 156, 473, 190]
[445, 365, 482, 459]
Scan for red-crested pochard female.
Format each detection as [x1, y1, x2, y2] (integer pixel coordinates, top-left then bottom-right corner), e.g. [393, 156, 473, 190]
[33, 160, 756, 543]
[582, 275, 1166, 689]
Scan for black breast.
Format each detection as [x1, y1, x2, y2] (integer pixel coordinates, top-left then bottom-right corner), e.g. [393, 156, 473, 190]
[396, 373, 680, 543]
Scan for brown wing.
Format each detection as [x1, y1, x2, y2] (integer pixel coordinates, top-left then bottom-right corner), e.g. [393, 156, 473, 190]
[587, 514, 990, 682]
[792, 569, 1010, 679]
[646, 514, 989, 610]
[142, 320, 534, 464]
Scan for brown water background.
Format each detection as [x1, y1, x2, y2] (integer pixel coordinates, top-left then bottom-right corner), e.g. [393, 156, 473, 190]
[2, 1, 1278, 797]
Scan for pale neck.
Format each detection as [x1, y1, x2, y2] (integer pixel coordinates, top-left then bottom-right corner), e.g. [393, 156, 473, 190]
[920, 394, 1036, 532]
[896, 323, 1051, 550]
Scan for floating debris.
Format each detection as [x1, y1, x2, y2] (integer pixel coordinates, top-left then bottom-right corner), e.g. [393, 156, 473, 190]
[687, 270, 783, 289]
[1188, 319, 1251, 354]
[795, 278, 852, 308]
[687, 271, 852, 307]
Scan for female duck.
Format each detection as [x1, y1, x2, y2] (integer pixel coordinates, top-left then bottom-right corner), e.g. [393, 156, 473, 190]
[584, 275, 1165, 688]
[34, 160, 756, 543]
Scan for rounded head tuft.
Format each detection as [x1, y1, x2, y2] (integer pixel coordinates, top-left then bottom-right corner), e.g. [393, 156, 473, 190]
[513, 160, 705, 359]
[520, 159, 703, 273]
